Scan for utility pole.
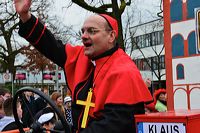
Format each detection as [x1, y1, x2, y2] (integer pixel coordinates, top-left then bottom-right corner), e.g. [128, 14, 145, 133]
[5, 70, 14, 96]
[55, 65, 59, 92]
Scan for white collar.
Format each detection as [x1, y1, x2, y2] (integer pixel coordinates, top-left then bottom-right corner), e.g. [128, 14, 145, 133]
[91, 60, 96, 66]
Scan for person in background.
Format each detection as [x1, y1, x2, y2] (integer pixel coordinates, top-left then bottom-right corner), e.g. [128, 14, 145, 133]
[38, 112, 56, 133]
[35, 87, 49, 113]
[14, 0, 153, 132]
[144, 102, 157, 113]
[21, 91, 37, 127]
[0, 88, 11, 117]
[0, 88, 11, 100]
[50, 91, 66, 119]
[0, 98, 23, 131]
[143, 79, 157, 113]
[64, 96, 73, 126]
[153, 88, 167, 112]
[41, 86, 49, 96]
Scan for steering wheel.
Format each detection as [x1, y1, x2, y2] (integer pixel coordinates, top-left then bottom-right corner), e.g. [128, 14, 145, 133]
[13, 86, 71, 133]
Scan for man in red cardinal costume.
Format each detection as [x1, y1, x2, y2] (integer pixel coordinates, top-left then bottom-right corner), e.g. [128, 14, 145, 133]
[14, 0, 153, 132]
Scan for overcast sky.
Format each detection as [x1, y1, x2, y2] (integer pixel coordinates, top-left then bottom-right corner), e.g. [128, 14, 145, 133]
[14, 0, 161, 65]
[51, 0, 161, 30]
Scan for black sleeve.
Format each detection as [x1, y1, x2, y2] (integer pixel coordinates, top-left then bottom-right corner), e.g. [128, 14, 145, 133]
[81, 103, 144, 133]
[34, 97, 47, 113]
[18, 14, 66, 68]
[2, 121, 18, 131]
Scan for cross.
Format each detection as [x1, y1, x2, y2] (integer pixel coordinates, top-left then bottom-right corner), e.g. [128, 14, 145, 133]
[76, 88, 95, 128]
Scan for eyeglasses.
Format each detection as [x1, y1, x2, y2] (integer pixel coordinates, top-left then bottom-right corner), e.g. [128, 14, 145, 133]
[81, 27, 112, 36]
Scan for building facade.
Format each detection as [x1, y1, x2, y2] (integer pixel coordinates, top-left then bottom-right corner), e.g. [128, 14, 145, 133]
[129, 18, 165, 92]
[0, 68, 67, 94]
[164, 0, 200, 110]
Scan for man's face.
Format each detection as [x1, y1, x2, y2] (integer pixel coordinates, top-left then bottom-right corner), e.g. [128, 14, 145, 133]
[43, 89, 48, 95]
[65, 101, 71, 109]
[24, 91, 32, 97]
[81, 15, 115, 59]
[0, 93, 11, 101]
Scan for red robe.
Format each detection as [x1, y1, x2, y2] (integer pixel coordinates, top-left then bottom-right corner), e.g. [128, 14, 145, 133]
[18, 14, 153, 133]
[65, 44, 153, 117]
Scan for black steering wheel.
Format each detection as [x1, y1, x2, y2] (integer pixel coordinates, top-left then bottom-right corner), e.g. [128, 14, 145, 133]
[13, 86, 71, 133]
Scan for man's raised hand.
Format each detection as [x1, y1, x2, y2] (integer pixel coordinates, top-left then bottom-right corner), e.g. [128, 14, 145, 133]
[14, 0, 32, 22]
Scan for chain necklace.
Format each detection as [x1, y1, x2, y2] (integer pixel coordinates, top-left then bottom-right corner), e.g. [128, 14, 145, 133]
[92, 54, 113, 89]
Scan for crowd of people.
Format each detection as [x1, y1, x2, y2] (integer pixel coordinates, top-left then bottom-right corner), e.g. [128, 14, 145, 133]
[0, 87, 73, 132]
[0, 86, 167, 132]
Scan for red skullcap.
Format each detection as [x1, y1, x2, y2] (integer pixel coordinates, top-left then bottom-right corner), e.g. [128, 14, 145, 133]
[99, 14, 118, 38]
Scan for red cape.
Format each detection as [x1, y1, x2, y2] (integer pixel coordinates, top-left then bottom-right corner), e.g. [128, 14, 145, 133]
[65, 45, 153, 116]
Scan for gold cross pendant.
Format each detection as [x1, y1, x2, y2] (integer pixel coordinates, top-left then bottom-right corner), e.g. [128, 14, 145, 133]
[76, 88, 95, 128]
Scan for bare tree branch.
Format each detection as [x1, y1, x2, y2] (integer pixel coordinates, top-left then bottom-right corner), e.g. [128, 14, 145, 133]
[157, 0, 163, 18]
[72, 0, 108, 14]
[0, 0, 72, 79]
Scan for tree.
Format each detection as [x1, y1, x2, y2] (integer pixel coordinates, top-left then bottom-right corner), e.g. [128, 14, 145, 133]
[0, 0, 19, 78]
[121, 0, 165, 89]
[19, 0, 73, 86]
[21, 45, 55, 84]
[0, 0, 52, 78]
[0, 0, 72, 81]
[70, 0, 132, 50]
[123, 7, 140, 56]
[129, 18, 165, 89]
[157, 0, 163, 19]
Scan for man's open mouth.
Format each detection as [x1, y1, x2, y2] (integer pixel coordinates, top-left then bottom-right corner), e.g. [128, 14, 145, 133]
[84, 42, 92, 47]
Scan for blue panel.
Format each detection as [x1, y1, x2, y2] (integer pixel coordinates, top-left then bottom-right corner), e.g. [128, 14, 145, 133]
[177, 64, 184, 79]
[137, 122, 144, 133]
[172, 35, 184, 57]
[188, 32, 197, 55]
[187, 0, 200, 19]
[170, 0, 183, 22]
